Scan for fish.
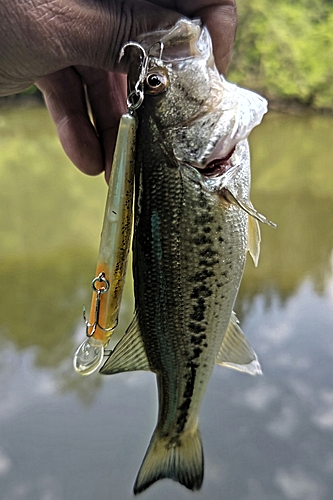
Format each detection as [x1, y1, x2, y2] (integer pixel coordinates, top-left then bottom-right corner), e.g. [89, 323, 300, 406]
[100, 19, 274, 494]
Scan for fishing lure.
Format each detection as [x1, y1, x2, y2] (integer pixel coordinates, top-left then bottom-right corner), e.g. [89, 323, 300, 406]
[73, 112, 135, 375]
[73, 41, 169, 375]
[73, 52, 149, 376]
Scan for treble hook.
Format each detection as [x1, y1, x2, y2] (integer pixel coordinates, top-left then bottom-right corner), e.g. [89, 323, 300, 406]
[148, 41, 164, 60]
[119, 40, 165, 112]
[83, 272, 115, 337]
[119, 41, 148, 67]
[119, 42, 149, 112]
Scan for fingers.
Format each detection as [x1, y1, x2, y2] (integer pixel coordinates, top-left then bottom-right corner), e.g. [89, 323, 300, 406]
[170, 0, 238, 74]
[0, 0, 180, 95]
[0, 0, 236, 95]
[66, 1, 237, 74]
[37, 68, 104, 176]
[193, 2, 237, 74]
[34, 0, 182, 73]
[76, 68, 127, 182]
[36, 68, 127, 179]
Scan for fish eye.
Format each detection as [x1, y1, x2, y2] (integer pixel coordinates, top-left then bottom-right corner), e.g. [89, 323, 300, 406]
[145, 70, 168, 95]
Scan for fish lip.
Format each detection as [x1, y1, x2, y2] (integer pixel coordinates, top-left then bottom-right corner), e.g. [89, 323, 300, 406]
[193, 147, 236, 177]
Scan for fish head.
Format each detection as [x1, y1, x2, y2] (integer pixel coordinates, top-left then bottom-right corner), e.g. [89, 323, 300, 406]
[129, 19, 267, 174]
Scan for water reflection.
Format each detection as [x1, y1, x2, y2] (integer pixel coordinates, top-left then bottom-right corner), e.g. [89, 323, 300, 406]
[0, 107, 333, 499]
[240, 112, 333, 305]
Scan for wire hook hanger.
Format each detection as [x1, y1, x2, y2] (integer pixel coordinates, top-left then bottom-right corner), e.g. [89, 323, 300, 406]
[83, 272, 115, 337]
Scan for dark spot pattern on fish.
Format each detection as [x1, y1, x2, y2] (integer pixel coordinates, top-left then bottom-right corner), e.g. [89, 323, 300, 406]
[194, 213, 214, 225]
[189, 322, 206, 334]
[192, 234, 213, 246]
[183, 372, 196, 398]
[199, 247, 218, 259]
[176, 405, 190, 432]
[199, 259, 219, 267]
[197, 197, 210, 209]
[190, 297, 206, 321]
[191, 334, 207, 345]
[192, 348, 202, 359]
[191, 269, 215, 282]
[190, 284, 211, 299]
[168, 435, 181, 448]
[176, 362, 197, 433]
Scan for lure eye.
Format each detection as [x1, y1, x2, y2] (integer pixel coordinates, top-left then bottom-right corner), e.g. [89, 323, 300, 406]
[145, 70, 168, 95]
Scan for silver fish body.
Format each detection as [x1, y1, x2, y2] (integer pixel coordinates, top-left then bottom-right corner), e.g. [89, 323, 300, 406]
[101, 19, 272, 494]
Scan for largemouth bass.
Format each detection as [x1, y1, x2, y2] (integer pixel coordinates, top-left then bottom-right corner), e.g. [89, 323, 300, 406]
[101, 19, 274, 494]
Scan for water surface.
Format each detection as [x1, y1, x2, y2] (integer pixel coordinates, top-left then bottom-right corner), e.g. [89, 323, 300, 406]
[0, 107, 332, 500]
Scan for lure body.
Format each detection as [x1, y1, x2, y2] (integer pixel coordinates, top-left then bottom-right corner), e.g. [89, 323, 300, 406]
[73, 113, 136, 375]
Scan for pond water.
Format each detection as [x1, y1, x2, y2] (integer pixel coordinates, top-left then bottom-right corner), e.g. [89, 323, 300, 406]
[0, 106, 332, 500]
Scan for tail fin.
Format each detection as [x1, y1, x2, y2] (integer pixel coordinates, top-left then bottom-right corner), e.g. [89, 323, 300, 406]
[134, 425, 204, 495]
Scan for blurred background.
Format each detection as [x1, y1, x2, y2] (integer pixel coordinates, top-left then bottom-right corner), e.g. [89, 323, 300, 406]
[0, 1, 333, 499]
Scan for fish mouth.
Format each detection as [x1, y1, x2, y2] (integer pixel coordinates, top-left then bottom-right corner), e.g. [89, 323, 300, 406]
[195, 147, 235, 177]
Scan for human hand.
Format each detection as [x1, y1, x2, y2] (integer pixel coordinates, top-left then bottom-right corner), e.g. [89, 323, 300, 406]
[0, 0, 237, 181]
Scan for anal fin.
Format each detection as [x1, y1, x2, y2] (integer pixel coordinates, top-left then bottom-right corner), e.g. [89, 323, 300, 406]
[100, 313, 151, 375]
[215, 312, 262, 375]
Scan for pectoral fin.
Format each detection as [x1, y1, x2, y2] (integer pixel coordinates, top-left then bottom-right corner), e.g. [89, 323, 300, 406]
[247, 208, 261, 267]
[215, 312, 262, 375]
[100, 313, 151, 375]
[224, 189, 277, 227]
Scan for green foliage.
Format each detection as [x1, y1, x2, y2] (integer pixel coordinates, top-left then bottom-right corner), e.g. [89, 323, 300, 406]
[229, 0, 333, 108]
[20, 84, 40, 95]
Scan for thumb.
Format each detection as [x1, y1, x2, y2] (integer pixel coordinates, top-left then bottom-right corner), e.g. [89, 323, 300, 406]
[0, 0, 180, 96]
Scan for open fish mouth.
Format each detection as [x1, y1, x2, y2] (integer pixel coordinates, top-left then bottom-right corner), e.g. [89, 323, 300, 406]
[195, 147, 236, 177]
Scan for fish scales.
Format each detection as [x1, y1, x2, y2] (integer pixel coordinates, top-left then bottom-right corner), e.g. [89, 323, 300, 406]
[134, 121, 249, 435]
[100, 19, 271, 494]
